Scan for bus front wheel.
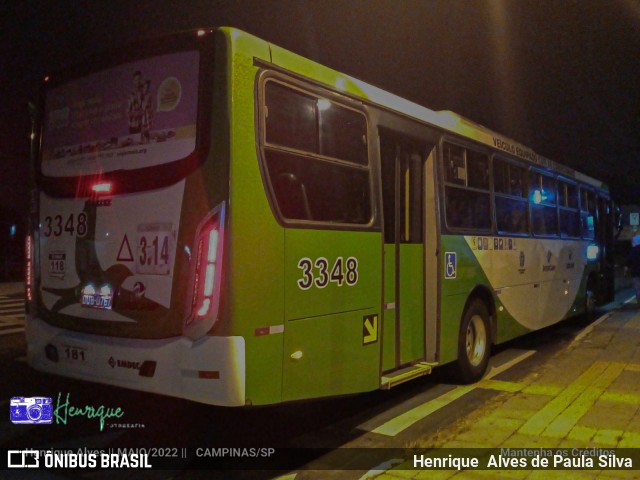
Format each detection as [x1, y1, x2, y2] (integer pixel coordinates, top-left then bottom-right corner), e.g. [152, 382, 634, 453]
[456, 299, 491, 384]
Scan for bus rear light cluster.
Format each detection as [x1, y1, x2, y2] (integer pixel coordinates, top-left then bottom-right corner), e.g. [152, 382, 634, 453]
[91, 182, 112, 194]
[586, 243, 600, 261]
[25, 235, 33, 303]
[188, 204, 225, 327]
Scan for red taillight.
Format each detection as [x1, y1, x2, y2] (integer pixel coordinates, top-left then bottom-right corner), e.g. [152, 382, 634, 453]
[188, 204, 225, 328]
[25, 235, 33, 302]
[91, 182, 112, 194]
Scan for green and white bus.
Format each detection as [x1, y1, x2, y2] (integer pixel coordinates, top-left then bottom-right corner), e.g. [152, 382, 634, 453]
[26, 27, 616, 406]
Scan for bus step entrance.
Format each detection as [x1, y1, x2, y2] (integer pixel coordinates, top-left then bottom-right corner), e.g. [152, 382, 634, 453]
[380, 362, 436, 390]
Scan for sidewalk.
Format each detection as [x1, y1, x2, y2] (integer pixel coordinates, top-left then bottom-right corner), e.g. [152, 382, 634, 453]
[378, 296, 640, 479]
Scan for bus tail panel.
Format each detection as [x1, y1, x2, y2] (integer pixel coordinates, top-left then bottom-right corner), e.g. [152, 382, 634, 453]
[26, 315, 246, 406]
[37, 180, 186, 337]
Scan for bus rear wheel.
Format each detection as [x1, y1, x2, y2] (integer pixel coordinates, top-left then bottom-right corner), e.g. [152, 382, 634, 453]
[456, 299, 491, 384]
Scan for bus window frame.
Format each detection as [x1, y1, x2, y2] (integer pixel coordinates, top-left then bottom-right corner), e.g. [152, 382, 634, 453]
[493, 155, 530, 237]
[36, 30, 217, 198]
[580, 186, 597, 240]
[529, 169, 560, 238]
[256, 71, 377, 231]
[557, 177, 581, 239]
[439, 137, 493, 235]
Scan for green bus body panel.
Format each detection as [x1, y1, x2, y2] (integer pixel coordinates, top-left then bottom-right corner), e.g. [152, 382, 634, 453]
[282, 229, 381, 401]
[282, 308, 379, 401]
[284, 230, 381, 320]
[439, 236, 483, 364]
[269, 44, 370, 100]
[224, 29, 286, 405]
[222, 28, 385, 405]
[382, 245, 396, 371]
[398, 243, 425, 364]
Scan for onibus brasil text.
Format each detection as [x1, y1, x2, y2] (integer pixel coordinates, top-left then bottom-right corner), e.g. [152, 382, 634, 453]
[15, 448, 151, 469]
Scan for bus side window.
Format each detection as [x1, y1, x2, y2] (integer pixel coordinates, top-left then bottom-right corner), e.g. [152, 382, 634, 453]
[443, 143, 491, 231]
[559, 181, 580, 237]
[265, 82, 318, 153]
[496, 197, 528, 234]
[580, 189, 596, 239]
[262, 80, 372, 225]
[494, 158, 528, 234]
[273, 173, 312, 220]
[532, 205, 547, 235]
[530, 172, 558, 237]
[445, 186, 490, 230]
[445, 189, 471, 228]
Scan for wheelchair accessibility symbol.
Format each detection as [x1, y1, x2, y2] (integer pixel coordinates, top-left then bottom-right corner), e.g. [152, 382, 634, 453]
[445, 252, 457, 279]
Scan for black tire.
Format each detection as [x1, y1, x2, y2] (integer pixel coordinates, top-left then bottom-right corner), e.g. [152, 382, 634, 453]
[585, 289, 596, 314]
[456, 299, 491, 384]
[583, 274, 598, 321]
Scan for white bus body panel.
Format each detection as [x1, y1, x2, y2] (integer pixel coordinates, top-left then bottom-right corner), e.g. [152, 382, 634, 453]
[26, 315, 246, 406]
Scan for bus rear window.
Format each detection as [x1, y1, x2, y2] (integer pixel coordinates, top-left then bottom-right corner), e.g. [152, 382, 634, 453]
[41, 50, 200, 178]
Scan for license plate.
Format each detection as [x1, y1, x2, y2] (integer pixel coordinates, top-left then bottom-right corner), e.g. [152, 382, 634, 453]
[81, 291, 113, 310]
[136, 223, 173, 275]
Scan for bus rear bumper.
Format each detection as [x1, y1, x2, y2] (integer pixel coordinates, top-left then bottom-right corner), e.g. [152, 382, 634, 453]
[25, 315, 246, 406]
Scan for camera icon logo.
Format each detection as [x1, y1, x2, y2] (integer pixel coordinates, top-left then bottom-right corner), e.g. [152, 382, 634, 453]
[7, 450, 39, 468]
[10, 397, 53, 424]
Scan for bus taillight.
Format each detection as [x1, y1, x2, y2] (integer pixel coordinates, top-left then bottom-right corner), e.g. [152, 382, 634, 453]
[586, 243, 600, 261]
[91, 182, 112, 194]
[25, 234, 33, 303]
[188, 204, 225, 329]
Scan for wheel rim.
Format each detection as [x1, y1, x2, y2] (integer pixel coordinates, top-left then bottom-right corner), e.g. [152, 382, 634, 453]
[465, 314, 487, 367]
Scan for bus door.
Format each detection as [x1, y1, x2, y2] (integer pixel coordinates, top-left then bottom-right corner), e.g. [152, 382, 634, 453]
[596, 196, 616, 304]
[380, 129, 437, 371]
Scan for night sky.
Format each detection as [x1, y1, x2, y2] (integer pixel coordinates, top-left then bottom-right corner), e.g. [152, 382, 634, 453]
[1, 0, 639, 218]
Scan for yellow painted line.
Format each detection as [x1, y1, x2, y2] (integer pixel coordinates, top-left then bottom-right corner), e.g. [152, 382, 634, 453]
[625, 363, 640, 372]
[619, 431, 640, 448]
[601, 391, 640, 405]
[542, 362, 625, 438]
[522, 384, 563, 396]
[567, 425, 597, 442]
[0, 327, 25, 336]
[477, 379, 524, 393]
[358, 458, 404, 480]
[477, 380, 563, 396]
[372, 385, 474, 436]
[518, 361, 609, 436]
[593, 428, 624, 446]
[478, 380, 569, 397]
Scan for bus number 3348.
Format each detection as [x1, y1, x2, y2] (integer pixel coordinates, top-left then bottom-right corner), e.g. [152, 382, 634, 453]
[297, 257, 359, 290]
